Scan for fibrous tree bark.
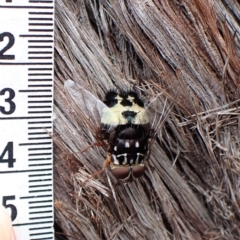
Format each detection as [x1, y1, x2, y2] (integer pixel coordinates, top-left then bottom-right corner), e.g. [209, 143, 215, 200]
[54, 0, 240, 239]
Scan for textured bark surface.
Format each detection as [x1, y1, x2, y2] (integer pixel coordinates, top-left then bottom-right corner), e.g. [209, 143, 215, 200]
[54, 0, 240, 239]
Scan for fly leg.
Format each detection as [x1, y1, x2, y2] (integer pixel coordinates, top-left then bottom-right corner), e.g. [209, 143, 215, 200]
[74, 142, 103, 155]
[82, 153, 112, 184]
[90, 153, 112, 179]
[63, 141, 103, 160]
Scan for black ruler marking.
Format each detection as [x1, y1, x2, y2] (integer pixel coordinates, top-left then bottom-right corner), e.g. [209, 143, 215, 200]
[28, 85, 53, 87]
[28, 137, 51, 140]
[29, 216, 53, 220]
[28, 95, 52, 97]
[28, 153, 52, 156]
[28, 106, 52, 108]
[29, 18, 53, 21]
[20, 195, 52, 199]
[28, 173, 52, 177]
[29, 184, 52, 188]
[1, 116, 51, 120]
[28, 200, 52, 204]
[0, 62, 53, 65]
[29, 189, 52, 194]
[20, 34, 53, 37]
[19, 142, 52, 145]
[1, 169, 52, 174]
[13, 221, 53, 227]
[28, 101, 52, 103]
[28, 158, 52, 161]
[29, 12, 53, 15]
[28, 79, 52, 81]
[29, 226, 52, 231]
[28, 52, 53, 54]
[29, 0, 53, 3]
[0, 6, 53, 9]
[28, 111, 52, 114]
[29, 210, 53, 214]
[28, 46, 52, 48]
[28, 68, 52, 70]
[29, 29, 53, 32]
[28, 56, 52, 59]
[20, 90, 52, 92]
[28, 121, 52, 124]
[28, 127, 52, 129]
[29, 206, 52, 210]
[28, 147, 52, 150]
[28, 23, 53, 26]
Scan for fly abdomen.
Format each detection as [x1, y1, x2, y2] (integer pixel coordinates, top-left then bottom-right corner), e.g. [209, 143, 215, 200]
[110, 125, 148, 166]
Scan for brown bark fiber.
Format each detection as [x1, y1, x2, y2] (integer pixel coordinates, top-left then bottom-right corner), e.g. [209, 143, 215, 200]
[54, 0, 240, 239]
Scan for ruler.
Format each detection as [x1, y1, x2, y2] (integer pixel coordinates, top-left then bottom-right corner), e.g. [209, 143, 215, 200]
[0, 1, 54, 240]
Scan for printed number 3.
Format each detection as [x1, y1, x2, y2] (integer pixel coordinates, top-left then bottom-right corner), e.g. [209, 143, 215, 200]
[0, 88, 16, 115]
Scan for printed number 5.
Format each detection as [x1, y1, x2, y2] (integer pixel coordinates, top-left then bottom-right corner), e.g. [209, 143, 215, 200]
[2, 196, 17, 221]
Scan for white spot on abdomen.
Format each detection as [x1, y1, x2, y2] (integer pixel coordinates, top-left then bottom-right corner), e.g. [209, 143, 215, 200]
[135, 154, 139, 164]
[125, 141, 130, 148]
[117, 153, 128, 165]
[135, 141, 139, 148]
[112, 154, 119, 165]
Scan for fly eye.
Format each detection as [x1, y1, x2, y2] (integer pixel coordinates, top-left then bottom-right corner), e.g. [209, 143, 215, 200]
[111, 166, 131, 180]
[132, 165, 145, 178]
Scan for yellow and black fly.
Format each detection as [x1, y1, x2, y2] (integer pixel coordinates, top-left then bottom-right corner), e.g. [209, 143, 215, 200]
[65, 80, 171, 182]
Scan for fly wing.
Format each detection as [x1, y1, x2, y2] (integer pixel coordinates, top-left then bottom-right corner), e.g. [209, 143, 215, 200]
[146, 93, 173, 141]
[64, 79, 111, 131]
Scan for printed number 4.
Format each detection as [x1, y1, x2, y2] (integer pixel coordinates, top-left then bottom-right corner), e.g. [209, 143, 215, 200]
[0, 142, 16, 168]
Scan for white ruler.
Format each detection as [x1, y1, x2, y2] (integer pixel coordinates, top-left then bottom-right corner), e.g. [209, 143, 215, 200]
[0, 1, 54, 239]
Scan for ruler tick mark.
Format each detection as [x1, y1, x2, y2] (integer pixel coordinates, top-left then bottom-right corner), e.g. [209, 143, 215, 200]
[20, 90, 51, 92]
[28, 95, 52, 98]
[29, 158, 52, 161]
[29, 12, 53, 15]
[28, 51, 53, 54]
[19, 142, 51, 146]
[28, 79, 52, 81]
[28, 68, 52, 70]
[13, 221, 53, 227]
[28, 106, 52, 108]
[29, 29, 54, 32]
[28, 111, 52, 114]
[28, 85, 53, 87]
[28, 137, 51, 140]
[28, 73, 52, 76]
[20, 34, 53, 37]
[28, 46, 52, 48]
[29, 23, 53, 26]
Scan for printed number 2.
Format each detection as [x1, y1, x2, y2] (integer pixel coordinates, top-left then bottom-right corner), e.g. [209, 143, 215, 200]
[2, 196, 17, 221]
[0, 32, 15, 60]
[0, 142, 16, 168]
[0, 88, 16, 115]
